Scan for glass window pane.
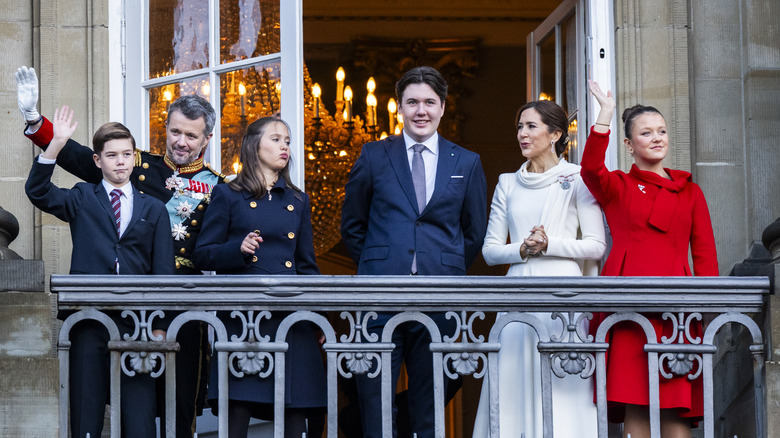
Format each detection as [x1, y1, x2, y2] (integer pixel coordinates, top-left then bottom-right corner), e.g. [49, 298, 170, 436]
[148, 76, 211, 155]
[149, 0, 210, 78]
[221, 0, 280, 63]
[538, 32, 556, 102]
[219, 62, 282, 175]
[566, 112, 578, 162]
[562, 13, 577, 117]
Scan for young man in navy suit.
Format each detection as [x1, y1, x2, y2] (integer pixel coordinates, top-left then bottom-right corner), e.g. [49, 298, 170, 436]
[341, 66, 488, 437]
[25, 106, 174, 438]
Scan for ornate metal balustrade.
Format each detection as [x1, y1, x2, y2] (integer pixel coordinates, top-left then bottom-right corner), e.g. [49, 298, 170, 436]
[51, 275, 770, 438]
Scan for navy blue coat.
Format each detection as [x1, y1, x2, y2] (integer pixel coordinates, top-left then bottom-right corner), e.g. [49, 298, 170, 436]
[192, 179, 325, 410]
[25, 160, 174, 276]
[340, 135, 488, 275]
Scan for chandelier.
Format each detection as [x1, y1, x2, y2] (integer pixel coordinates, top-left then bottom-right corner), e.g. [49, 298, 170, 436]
[304, 66, 402, 255]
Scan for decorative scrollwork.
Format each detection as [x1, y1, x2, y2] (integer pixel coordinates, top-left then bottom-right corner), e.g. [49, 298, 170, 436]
[339, 311, 378, 343]
[550, 311, 593, 343]
[229, 310, 272, 343]
[118, 310, 166, 377]
[121, 309, 166, 342]
[444, 310, 485, 343]
[444, 352, 487, 379]
[121, 351, 165, 378]
[229, 351, 274, 379]
[338, 352, 381, 378]
[551, 351, 595, 379]
[659, 353, 703, 380]
[661, 312, 702, 345]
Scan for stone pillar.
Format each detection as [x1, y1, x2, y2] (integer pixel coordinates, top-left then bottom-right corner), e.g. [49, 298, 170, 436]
[614, 0, 691, 173]
[0, 206, 57, 436]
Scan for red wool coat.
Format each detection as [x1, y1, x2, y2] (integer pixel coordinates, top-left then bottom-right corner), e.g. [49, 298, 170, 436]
[581, 128, 719, 421]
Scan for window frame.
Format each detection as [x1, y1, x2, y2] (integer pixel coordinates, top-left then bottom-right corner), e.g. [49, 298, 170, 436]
[110, 0, 305, 187]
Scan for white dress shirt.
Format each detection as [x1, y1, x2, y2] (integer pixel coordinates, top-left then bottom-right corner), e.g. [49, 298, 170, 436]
[403, 131, 438, 206]
[101, 180, 134, 237]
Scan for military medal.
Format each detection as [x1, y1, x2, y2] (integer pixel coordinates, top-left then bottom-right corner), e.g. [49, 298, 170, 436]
[171, 222, 188, 241]
[175, 200, 194, 219]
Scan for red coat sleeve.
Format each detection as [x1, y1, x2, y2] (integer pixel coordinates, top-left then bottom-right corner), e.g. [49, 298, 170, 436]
[25, 117, 54, 147]
[580, 127, 618, 207]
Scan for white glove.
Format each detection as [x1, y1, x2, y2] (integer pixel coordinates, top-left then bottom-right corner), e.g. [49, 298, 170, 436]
[15, 66, 40, 123]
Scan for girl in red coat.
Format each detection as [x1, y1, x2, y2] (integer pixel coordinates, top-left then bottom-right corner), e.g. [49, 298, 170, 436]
[582, 81, 719, 438]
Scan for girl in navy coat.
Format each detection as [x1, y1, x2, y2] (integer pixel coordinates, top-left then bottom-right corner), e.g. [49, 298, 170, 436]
[193, 117, 325, 438]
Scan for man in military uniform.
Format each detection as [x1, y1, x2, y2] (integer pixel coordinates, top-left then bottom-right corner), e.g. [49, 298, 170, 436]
[16, 66, 225, 437]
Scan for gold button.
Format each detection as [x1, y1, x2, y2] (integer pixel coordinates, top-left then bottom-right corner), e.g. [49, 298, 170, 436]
[287, 232, 295, 239]
[197, 205, 204, 210]
[180, 248, 186, 254]
[250, 201, 257, 208]
[139, 175, 146, 181]
[252, 256, 258, 263]
[253, 229, 261, 235]
[175, 261, 181, 269]
[191, 220, 198, 226]
[287, 205, 294, 211]
[285, 261, 292, 268]
[142, 162, 149, 169]
[140, 191, 144, 194]
[185, 233, 191, 239]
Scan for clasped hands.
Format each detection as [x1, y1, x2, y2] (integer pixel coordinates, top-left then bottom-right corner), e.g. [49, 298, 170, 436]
[521, 225, 548, 258]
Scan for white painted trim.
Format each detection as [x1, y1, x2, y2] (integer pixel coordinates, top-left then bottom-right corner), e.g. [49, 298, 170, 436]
[108, 0, 125, 124]
[586, 0, 617, 170]
[280, 0, 305, 189]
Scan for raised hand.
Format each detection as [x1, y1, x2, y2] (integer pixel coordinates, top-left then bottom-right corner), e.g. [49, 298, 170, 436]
[587, 80, 615, 132]
[15, 66, 40, 123]
[41, 106, 78, 160]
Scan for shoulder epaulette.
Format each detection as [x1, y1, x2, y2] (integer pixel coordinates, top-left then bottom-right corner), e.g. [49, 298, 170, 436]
[204, 162, 227, 179]
[134, 149, 143, 167]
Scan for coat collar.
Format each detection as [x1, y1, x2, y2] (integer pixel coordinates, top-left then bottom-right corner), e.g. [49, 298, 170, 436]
[628, 164, 690, 193]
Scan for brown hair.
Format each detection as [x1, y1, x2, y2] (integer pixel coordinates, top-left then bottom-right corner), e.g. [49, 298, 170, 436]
[622, 104, 664, 140]
[395, 66, 448, 105]
[515, 100, 569, 156]
[92, 122, 136, 155]
[229, 117, 301, 198]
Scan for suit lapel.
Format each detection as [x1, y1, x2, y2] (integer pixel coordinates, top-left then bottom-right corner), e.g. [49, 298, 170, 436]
[424, 138, 458, 214]
[94, 184, 120, 237]
[122, 186, 146, 238]
[385, 137, 421, 214]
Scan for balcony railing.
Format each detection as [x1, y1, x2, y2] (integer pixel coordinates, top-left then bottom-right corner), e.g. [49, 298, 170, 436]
[51, 275, 771, 438]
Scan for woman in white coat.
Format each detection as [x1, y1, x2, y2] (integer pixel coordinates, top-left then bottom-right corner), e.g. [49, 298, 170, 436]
[472, 100, 606, 437]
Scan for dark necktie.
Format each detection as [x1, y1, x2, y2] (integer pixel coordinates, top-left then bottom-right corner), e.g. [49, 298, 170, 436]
[110, 189, 122, 236]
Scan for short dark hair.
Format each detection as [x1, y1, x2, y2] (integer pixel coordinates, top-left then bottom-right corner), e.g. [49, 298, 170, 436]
[395, 66, 448, 105]
[167, 95, 216, 137]
[516, 100, 570, 157]
[92, 122, 135, 155]
[622, 104, 664, 140]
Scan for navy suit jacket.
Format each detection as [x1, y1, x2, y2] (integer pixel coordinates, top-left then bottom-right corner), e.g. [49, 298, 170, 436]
[25, 160, 174, 276]
[341, 135, 487, 275]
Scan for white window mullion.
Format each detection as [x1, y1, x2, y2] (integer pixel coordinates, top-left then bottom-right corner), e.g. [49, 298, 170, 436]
[586, 0, 617, 169]
[280, 0, 305, 189]
[207, 0, 221, 170]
